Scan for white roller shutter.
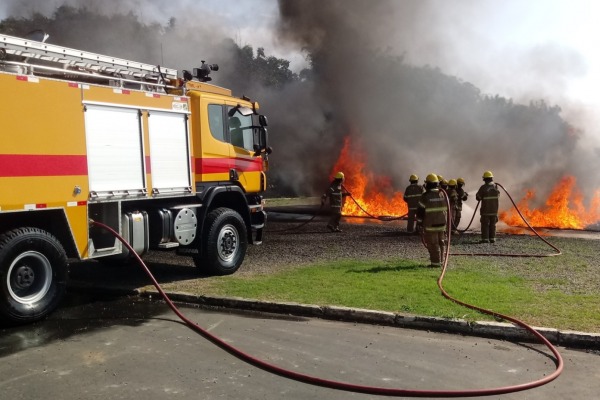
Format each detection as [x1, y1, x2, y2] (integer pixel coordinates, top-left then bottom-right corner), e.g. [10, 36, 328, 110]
[147, 111, 191, 193]
[84, 105, 145, 194]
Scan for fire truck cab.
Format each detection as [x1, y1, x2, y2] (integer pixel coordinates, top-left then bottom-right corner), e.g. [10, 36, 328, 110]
[0, 33, 270, 325]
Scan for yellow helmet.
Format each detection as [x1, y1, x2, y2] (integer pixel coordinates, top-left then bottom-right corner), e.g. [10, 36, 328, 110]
[448, 179, 457, 186]
[457, 177, 465, 185]
[425, 173, 439, 183]
[436, 174, 444, 181]
[409, 174, 418, 182]
[334, 171, 345, 180]
[482, 171, 494, 179]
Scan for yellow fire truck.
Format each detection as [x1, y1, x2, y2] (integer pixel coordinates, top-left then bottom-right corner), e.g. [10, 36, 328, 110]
[0, 33, 271, 324]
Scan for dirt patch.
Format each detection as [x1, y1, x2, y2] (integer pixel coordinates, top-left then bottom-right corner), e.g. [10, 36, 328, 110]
[68, 211, 600, 296]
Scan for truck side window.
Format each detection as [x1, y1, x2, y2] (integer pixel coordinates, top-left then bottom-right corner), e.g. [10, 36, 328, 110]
[228, 111, 254, 151]
[208, 104, 225, 142]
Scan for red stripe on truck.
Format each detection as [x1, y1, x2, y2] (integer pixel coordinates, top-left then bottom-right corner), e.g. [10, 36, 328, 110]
[195, 157, 262, 174]
[0, 155, 88, 177]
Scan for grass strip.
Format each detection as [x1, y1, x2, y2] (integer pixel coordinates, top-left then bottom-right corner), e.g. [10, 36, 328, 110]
[202, 258, 599, 333]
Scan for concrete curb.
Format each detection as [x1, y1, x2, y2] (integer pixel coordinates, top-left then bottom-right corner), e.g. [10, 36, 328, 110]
[122, 287, 599, 350]
[66, 282, 599, 349]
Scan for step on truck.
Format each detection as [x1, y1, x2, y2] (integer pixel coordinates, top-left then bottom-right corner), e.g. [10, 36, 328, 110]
[0, 33, 271, 325]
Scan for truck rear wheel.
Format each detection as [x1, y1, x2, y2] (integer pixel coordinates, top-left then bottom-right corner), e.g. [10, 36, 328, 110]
[0, 228, 68, 325]
[194, 207, 247, 275]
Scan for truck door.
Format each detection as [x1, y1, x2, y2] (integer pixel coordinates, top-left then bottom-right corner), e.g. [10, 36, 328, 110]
[194, 96, 233, 184]
[227, 106, 263, 193]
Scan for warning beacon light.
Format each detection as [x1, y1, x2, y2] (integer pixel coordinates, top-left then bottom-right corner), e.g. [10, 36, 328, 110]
[193, 61, 219, 82]
[182, 61, 219, 83]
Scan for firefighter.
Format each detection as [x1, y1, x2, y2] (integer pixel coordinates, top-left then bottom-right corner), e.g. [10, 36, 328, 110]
[436, 175, 444, 188]
[475, 171, 500, 243]
[447, 179, 460, 234]
[321, 171, 349, 232]
[440, 178, 449, 192]
[403, 174, 424, 234]
[455, 177, 468, 231]
[416, 173, 448, 268]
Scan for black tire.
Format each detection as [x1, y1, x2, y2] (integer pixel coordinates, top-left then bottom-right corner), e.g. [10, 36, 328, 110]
[0, 227, 68, 325]
[194, 207, 247, 275]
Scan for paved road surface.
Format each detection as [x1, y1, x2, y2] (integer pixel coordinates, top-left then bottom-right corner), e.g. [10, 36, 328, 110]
[1, 294, 598, 399]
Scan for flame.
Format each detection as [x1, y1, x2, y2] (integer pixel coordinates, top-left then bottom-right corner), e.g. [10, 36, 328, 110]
[330, 137, 600, 230]
[500, 176, 600, 230]
[331, 137, 407, 218]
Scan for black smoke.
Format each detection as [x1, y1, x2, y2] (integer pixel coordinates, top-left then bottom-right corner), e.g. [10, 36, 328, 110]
[274, 0, 599, 207]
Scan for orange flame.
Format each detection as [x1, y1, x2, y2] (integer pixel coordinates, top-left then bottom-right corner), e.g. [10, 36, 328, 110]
[500, 176, 600, 230]
[331, 137, 407, 217]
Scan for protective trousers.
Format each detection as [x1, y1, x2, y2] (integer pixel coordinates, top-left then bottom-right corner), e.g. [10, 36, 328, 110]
[450, 208, 458, 232]
[424, 231, 446, 267]
[406, 208, 417, 232]
[328, 206, 342, 229]
[480, 215, 498, 242]
[454, 210, 462, 230]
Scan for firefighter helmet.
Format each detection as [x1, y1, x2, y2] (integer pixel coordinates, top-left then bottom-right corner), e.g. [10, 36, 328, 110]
[335, 171, 345, 180]
[425, 173, 439, 183]
[457, 177, 465, 185]
[437, 174, 444, 182]
[409, 174, 418, 182]
[482, 171, 494, 179]
[448, 179, 457, 186]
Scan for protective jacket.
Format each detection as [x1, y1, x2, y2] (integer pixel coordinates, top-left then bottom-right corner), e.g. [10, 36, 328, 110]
[324, 179, 347, 209]
[456, 186, 468, 211]
[417, 189, 447, 232]
[447, 187, 459, 211]
[403, 183, 425, 210]
[476, 182, 500, 215]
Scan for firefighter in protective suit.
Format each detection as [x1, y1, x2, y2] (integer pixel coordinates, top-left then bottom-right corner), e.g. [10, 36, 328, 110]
[416, 174, 448, 268]
[476, 171, 500, 243]
[321, 172, 349, 232]
[446, 179, 460, 234]
[403, 174, 424, 233]
[455, 177, 468, 231]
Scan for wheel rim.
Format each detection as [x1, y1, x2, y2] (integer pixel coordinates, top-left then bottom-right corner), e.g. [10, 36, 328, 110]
[7, 251, 53, 304]
[217, 224, 239, 263]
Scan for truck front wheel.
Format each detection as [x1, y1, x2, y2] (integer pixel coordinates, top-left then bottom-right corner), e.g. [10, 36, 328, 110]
[194, 208, 248, 275]
[0, 228, 68, 325]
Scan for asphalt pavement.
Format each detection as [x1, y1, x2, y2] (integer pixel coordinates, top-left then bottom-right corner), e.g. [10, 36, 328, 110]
[1, 293, 599, 400]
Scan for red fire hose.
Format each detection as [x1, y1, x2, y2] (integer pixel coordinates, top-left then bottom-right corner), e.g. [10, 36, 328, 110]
[448, 182, 561, 257]
[90, 214, 563, 398]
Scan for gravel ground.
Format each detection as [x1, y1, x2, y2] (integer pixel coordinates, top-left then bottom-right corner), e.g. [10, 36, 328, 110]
[69, 209, 600, 296]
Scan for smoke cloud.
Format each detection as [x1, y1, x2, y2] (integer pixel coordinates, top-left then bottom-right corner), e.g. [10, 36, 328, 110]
[274, 0, 600, 205]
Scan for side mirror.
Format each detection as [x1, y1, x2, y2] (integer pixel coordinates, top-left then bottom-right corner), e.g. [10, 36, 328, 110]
[259, 115, 268, 127]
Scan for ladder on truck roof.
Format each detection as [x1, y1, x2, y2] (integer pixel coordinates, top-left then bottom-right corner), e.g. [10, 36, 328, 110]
[0, 33, 178, 90]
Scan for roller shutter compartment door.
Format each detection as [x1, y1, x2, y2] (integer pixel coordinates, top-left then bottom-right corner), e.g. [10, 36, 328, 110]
[147, 111, 191, 193]
[84, 105, 145, 194]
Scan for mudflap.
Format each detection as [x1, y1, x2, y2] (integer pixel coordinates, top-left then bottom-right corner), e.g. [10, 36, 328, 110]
[250, 210, 267, 245]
